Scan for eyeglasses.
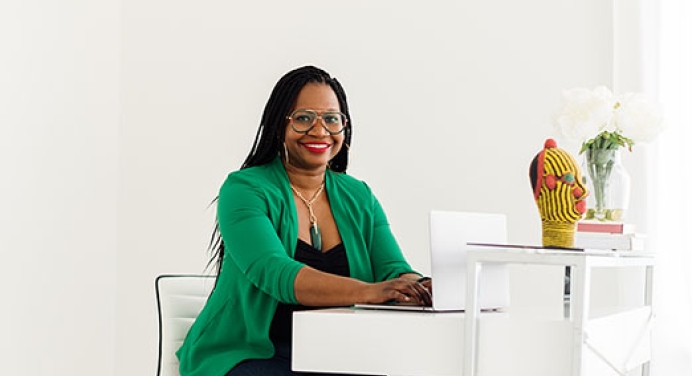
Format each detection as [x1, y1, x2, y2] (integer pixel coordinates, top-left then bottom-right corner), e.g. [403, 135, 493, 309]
[287, 109, 348, 135]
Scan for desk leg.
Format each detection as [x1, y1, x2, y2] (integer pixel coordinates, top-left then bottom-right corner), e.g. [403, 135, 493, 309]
[569, 262, 591, 376]
[642, 265, 654, 376]
[464, 256, 482, 376]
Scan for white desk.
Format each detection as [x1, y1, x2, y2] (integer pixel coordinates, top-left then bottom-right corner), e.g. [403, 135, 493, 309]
[293, 308, 465, 375]
[292, 306, 655, 375]
[292, 250, 654, 376]
[465, 247, 655, 376]
[292, 307, 579, 376]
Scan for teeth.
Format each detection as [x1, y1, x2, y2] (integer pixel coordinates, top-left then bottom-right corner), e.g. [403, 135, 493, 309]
[305, 144, 328, 149]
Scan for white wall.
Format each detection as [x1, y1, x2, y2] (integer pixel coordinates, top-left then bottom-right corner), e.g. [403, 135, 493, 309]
[119, 0, 614, 374]
[1, 1, 622, 375]
[0, 1, 119, 375]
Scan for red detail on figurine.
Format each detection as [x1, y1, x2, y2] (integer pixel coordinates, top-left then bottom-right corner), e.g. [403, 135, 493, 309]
[573, 187, 583, 198]
[575, 200, 587, 214]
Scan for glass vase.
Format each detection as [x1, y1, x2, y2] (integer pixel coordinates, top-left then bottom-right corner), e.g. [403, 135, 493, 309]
[583, 149, 631, 221]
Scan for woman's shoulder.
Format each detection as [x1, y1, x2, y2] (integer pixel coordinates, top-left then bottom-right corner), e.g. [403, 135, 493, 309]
[228, 163, 275, 180]
[220, 161, 285, 195]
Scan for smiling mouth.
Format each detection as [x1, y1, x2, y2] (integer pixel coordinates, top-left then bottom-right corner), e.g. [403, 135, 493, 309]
[302, 143, 330, 153]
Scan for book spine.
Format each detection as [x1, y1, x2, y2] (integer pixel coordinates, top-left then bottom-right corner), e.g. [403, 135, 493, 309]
[577, 222, 635, 234]
[574, 234, 645, 251]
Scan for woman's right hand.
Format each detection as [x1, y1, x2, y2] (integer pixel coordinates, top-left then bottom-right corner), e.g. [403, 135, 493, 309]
[361, 278, 432, 307]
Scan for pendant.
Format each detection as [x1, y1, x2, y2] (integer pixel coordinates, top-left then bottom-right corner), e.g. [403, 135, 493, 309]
[310, 222, 322, 251]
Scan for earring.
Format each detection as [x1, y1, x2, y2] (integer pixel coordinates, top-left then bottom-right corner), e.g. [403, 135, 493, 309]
[283, 142, 290, 165]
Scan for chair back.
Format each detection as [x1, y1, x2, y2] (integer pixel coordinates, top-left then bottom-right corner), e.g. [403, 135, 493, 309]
[155, 274, 216, 376]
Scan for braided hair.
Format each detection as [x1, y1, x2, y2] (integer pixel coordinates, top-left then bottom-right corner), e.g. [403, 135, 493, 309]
[208, 66, 353, 274]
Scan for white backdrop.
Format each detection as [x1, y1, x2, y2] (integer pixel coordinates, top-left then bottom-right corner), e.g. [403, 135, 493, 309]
[118, 1, 615, 374]
[648, 0, 692, 374]
[0, 1, 119, 375]
[2, 1, 633, 375]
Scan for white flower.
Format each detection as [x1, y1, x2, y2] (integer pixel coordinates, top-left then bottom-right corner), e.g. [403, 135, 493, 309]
[553, 86, 665, 152]
[553, 86, 615, 143]
[613, 93, 666, 143]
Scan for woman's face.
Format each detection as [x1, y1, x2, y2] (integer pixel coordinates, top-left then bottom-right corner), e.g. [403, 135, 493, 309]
[283, 83, 345, 170]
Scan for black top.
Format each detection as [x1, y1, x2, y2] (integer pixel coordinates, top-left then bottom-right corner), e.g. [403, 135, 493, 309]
[269, 239, 350, 343]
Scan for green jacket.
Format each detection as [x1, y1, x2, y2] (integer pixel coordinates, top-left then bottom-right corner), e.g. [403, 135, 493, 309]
[176, 157, 417, 376]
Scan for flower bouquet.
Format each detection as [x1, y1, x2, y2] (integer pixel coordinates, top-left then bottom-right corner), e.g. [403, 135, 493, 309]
[553, 86, 665, 220]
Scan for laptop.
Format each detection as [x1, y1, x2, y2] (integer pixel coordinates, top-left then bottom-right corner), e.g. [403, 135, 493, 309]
[354, 210, 510, 312]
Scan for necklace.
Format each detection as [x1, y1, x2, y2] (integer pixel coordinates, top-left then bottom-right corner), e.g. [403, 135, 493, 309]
[290, 181, 325, 251]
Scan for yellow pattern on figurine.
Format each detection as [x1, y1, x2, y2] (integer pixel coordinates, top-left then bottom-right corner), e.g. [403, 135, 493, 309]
[530, 139, 589, 248]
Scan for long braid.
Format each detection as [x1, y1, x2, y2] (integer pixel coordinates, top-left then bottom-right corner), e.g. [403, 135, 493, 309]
[207, 66, 353, 276]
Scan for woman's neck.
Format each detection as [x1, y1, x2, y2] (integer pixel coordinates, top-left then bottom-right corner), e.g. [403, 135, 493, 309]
[284, 164, 326, 191]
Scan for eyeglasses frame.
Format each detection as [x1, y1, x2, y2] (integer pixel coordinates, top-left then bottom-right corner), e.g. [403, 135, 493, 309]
[286, 109, 349, 135]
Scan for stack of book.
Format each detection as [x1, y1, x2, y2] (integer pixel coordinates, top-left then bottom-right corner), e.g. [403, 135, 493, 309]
[574, 221, 645, 251]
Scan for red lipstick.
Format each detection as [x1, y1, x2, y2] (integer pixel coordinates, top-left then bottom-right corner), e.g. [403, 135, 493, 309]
[302, 142, 330, 154]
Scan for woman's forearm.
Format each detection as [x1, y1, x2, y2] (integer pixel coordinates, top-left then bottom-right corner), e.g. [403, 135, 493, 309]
[293, 266, 370, 306]
[293, 266, 431, 307]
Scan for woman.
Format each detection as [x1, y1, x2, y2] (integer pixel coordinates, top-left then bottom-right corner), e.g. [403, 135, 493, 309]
[177, 66, 432, 376]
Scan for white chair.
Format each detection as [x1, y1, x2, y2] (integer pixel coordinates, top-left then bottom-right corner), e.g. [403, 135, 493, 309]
[155, 274, 216, 376]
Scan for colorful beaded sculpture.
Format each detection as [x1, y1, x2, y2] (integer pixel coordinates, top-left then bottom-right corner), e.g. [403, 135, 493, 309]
[529, 139, 589, 248]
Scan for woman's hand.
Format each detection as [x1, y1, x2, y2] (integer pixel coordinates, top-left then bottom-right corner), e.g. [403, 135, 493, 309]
[418, 278, 432, 298]
[361, 277, 433, 307]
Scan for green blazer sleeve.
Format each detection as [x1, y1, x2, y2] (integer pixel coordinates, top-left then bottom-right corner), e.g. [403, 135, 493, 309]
[217, 170, 303, 304]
